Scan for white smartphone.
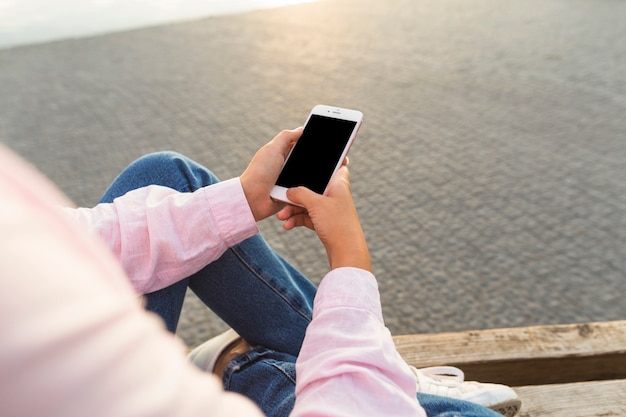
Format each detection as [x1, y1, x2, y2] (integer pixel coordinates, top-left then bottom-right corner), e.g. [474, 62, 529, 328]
[270, 104, 363, 205]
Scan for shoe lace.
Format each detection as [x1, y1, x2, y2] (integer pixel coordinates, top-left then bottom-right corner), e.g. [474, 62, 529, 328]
[410, 365, 521, 415]
[411, 366, 475, 393]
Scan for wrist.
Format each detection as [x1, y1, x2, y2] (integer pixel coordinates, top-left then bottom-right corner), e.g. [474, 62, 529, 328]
[239, 177, 283, 222]
[239, 177, 259, 220]
[326, 236, 372, 272]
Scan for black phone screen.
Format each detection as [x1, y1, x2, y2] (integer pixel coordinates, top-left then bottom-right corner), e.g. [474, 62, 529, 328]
[275, 115, 357, 194]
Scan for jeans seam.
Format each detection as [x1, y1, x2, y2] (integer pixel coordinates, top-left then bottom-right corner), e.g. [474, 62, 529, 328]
[228, 246, 312, 324]
[268, 361, 297, 384]
[222, 349, 297, 387]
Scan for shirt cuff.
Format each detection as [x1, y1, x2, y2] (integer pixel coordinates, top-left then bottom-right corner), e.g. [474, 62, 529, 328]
[313, 267, 383, 323]
[200, 177, 259, 247]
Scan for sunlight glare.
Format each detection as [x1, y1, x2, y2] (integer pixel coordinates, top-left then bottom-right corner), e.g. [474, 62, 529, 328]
[0, 0, 318, 48]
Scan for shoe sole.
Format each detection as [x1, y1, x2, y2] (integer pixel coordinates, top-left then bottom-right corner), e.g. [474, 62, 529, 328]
[490, 399, 522, 417]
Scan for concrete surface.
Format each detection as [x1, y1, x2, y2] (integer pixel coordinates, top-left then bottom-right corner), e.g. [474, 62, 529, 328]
[1, 0, 625, 348]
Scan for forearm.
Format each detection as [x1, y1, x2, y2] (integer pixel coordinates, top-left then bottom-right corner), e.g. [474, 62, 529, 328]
[62, 178, 259, 294]
[324, 224, 371, 272]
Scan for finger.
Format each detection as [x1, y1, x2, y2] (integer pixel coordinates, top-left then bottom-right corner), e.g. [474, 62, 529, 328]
[325, 166, 352, 199]
[329, 165, 350, 189]
[342, 156, 349, 166]
[277, 204, 306, 221]
[283, 213, 315, 231]
[271, 127, 303, 159]
[336, 165, 350, 180]
[276, 206, 291, 221]
[286, 186, 320, 209]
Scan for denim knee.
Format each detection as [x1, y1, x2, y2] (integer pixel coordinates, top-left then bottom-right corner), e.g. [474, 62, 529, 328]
[100, 151, 220, 203]
[128, 151, 220, 192]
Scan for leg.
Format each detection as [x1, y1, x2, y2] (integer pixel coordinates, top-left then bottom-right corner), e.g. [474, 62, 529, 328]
[188, 237, 314, 356]
[99, 152, 315, 352]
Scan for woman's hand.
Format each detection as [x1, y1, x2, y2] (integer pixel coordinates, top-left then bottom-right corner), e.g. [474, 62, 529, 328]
[277, 166, 371, 272]
[240, 128, 302, 221]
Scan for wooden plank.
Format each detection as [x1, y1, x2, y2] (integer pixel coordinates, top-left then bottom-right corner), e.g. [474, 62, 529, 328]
[435, 353, 625, 387]
[515, 379, 626, 417]
[393, 321, 626, 386]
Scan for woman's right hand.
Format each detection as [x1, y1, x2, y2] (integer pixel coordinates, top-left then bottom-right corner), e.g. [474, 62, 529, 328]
[276, 166, 371, 272]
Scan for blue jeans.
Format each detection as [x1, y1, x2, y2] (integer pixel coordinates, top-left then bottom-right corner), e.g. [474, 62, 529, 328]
[99, 152, 500, 417]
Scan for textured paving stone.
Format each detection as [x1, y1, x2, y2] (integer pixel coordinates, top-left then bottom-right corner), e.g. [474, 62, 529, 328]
[1, 0, 625, 349]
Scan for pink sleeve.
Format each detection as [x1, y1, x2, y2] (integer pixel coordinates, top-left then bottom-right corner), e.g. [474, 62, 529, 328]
[291, 268, 426, 417]
[62, 178, 259, 294]
[0, 146, 265, 417]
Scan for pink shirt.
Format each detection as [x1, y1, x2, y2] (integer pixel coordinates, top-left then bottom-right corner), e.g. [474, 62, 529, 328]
[0, 144, 425, 417]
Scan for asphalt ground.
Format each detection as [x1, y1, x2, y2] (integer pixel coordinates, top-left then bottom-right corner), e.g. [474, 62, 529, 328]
[1, 0, 625, 349]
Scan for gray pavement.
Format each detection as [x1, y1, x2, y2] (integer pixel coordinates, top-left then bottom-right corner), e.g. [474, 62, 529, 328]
[1, 0, 625, 349]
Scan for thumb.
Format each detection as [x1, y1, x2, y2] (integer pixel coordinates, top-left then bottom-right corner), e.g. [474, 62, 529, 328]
[286, 186, 320, 209]
[272, 127, 304, 159]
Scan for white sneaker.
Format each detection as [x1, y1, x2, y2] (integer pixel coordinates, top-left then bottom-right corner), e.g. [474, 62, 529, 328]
[411, 366, 521, 417]
[188, 329, 241, 373]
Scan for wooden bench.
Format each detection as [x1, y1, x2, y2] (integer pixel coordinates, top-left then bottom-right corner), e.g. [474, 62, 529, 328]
[393, 320, 626, 417]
